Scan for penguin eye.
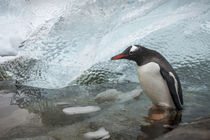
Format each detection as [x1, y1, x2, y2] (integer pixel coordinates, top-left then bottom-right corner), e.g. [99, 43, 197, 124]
[129, 51, 133, 55]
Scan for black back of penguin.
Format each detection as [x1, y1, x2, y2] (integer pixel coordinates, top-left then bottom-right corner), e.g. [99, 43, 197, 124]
[111, 45, 183, 110]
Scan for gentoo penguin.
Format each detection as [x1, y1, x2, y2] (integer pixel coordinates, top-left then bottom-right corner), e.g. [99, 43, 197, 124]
[111, 45, 183, 110]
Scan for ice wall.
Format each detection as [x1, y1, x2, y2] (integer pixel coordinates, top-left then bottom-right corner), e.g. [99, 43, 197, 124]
[1, 0, 210, 88]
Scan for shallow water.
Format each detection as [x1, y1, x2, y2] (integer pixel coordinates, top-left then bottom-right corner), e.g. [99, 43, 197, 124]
[0, 78, 210, 140]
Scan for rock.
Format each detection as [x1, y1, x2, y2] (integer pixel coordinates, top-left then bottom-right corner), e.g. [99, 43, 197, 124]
[0, 125, 48, 140]
[156, 115, 210, 140]
[0, 93, 40, 137]
[0, 81, 16, 92]
[12, 136, 56, 140]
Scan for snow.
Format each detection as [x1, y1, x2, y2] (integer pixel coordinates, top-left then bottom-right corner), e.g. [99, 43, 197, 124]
[62, 106, 101, 115]
[84, 127, 110, 140]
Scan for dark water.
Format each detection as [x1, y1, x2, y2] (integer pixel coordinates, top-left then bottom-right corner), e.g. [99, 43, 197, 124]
[0, 77, 210, 140]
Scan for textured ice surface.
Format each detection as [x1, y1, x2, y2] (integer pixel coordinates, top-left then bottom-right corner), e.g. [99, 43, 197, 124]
[0, 0, 210, 88]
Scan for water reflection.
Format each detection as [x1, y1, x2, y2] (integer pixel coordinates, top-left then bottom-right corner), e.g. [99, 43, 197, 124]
[138, 108, 182, 140]
[11, 85, 99, 127]
[1, 80, 209, 139]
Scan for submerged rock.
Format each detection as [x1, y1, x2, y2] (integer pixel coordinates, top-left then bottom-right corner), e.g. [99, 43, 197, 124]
[156, 115, 210, 140]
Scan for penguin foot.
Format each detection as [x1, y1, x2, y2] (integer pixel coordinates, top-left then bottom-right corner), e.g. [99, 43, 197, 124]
[149, 105, 158, 110]
[151, 113, 167, 120]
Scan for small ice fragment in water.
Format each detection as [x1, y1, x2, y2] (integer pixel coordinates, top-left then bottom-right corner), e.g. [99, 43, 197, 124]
[84, 127, 110, 140]
[118, 89, 142, 103]
[62, 106, 101, 115]
[95, 88, 142, 104]
[55, 102, 70, 106]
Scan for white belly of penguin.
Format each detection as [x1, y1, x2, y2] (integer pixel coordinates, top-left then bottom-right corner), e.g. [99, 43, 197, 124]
[137, 62, 175, 108]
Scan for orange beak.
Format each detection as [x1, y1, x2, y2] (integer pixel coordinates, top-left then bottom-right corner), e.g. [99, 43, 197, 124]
[111, 54, 128, 60]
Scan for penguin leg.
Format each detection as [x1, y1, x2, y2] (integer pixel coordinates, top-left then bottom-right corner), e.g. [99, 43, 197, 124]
[148, 107, 169, 121]
[149, 105, 158, 110]
[151, 113, 167, 120]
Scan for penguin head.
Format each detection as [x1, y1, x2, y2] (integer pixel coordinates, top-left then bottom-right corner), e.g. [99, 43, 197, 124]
[111, 45, 143, 63]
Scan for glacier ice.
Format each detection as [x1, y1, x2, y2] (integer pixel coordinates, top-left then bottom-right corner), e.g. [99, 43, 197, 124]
[0, 0, 210, 88]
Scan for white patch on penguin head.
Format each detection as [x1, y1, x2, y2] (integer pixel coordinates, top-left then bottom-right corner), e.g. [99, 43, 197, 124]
[130, 45, 139, 54]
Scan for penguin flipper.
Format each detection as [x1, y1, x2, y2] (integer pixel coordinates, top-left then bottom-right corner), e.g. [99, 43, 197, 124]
[159, 66, 183, 110]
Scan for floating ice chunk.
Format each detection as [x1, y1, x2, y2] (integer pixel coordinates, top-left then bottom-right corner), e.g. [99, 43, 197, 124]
[95, 88, 142, 104]
[95, 89, 118, 103]
[118, 89, 142, 103]
[62, 106, 101, 115]
[84, 127, 110, 140]
[55, 102, 70, 106]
